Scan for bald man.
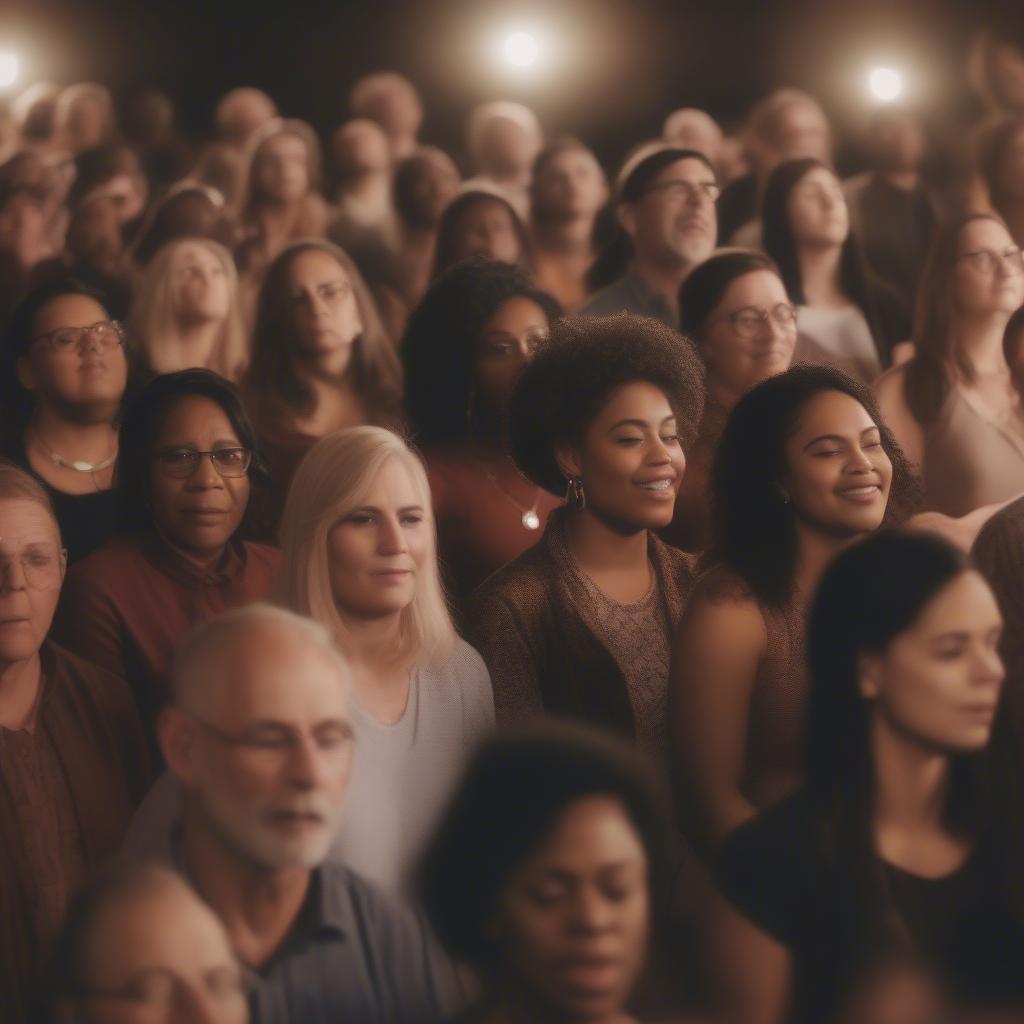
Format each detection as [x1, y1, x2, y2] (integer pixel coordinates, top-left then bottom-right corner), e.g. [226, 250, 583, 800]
[663, 107, 724, 165]
[215, 88, 278, 151]
[349, 72, 422, 160]
[129, 604, 441, 1023]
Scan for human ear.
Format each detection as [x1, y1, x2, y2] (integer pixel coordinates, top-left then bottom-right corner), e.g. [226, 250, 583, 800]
[554, 442, 583, 484]
[857, 651, 883, 699]
[15, 354, 36, 393]
[158, 707, 200, 783]
[616, 202, 637, 240]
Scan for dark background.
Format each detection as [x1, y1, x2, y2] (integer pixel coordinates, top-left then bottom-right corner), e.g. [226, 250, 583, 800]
[0, 0, 1017, 170]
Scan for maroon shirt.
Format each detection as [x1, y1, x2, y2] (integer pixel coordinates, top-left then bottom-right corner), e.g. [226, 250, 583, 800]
[53, 532, 280, 735]
[0, 642, 150, 1021]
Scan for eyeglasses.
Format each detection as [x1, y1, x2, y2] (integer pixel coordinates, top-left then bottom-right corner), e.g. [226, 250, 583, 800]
[80, 965, 246, 1010]
[716, 303, 798, 339]
[0, 548, 64, 590]
[31, 319, 125, 354]
[956, 247, 1024, 275]
[641, 179, 720, 204]
[152, 447, 252, 478]
[290, 279, 352, 307]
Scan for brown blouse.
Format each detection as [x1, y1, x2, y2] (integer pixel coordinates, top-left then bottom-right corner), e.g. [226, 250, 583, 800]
[0, 643, 150, 1020]
[52, 533, 280, 738]
[464, 509, 696, 741]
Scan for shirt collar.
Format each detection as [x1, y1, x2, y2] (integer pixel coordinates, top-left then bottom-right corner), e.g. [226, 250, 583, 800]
[140, 531, 246, 588]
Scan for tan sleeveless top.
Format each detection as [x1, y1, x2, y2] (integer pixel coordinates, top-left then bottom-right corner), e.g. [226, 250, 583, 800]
[923, 386, 1024, 517]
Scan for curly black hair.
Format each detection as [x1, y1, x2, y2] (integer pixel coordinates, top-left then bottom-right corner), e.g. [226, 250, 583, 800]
[508, 312, 705, 495]
[417, 721, 667, 977]
[705, 364, 922, 607]
[402, 257, 561, 446]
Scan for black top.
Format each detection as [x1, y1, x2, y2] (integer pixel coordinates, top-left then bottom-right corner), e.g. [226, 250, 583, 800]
[716, 791, 1024, 1022]
[4, 438, 118, 564]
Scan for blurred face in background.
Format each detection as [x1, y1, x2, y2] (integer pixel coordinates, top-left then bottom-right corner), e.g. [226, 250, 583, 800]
[254, 133, 310, 204]
[171, 242, 231, 326]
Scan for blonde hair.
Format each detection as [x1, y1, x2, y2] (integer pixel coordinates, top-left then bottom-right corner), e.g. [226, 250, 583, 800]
[130, 237, 249, 381]
[277, 427, 455, 668]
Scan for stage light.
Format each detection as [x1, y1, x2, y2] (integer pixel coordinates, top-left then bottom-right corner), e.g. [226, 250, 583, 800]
[0, 52, 19, 90]
[868, 66, 903, 103]
[504, 30, 539, 69]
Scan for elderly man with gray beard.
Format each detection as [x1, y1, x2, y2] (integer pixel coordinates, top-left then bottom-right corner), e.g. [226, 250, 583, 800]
[143, 603, 442, 1024]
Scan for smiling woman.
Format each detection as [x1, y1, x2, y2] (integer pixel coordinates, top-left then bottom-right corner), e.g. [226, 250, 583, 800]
[52, 370, 280, 747]
[464, 312, 705, 788]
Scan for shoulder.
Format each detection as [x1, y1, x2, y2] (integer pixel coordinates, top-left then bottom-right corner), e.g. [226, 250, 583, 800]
[874, 362, 909, 404]
[46, 641, 130, 695]
[321, 862, 428, 946]
[240, 539, 282, 573]
[469, 539, 555, 612]
[974, 495, 1024, 567]
[578, 280, 630, 317]
[423, 639, 492, 696]
[65, 535, 143, 587]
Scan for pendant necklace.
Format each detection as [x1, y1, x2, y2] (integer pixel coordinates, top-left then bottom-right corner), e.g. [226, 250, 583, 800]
[30, 430, 116, 491]
[475, 458, 542, 530]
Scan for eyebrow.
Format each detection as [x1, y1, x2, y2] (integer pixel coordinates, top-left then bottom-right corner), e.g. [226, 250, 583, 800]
[350, 504, 425, 514]
[802, 425, 880, 450]
[608, 416, 677, 431]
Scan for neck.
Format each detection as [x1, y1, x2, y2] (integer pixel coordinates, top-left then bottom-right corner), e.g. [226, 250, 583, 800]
[952, 314, 1013, 375]
[564, 507, 649, 575]
[877, 167, 920, 191]
[339, 611, 406, 673]
[165, 318, 223, 371]
[159, 531, 227, 574]
[797, 243, 846, 307]
[792, 522, 855, 600]
[296, 349, 355, 390]
[28, 405, 118, 462]
[0, 654, 43, 731]
[628, 253, 692, 322]
[180, 806, 310, 969]
[483, 987, 634, 1024]
[341, 173, 389, 204]
[532, 216, 594, 255]
[871, 719, 950, 833]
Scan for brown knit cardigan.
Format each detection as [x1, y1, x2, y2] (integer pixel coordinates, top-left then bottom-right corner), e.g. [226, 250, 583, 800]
[464, 510, 697, 739]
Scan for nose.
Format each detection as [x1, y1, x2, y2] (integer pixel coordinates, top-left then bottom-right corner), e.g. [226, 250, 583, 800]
[975, 645, 1005, 688]
[186, 453, 225, 489]
[646, 433, 674, 465]
[172, 984, 224, 1024]
[377, 514, 408, 554]
[845, 443, 875, 473]
[0, 558, 28, 592]
[285, 734, 327, 790]
[569, 887, 616, 935]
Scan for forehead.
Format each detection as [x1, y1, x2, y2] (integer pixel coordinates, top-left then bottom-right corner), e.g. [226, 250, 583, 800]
[717, 269, 789, 310]
[261, 133, 307, 158]
[592, 380, 675, 426]
[155, 394, 237, 442]
[903, 570, 1001, 636]
[959, 217, 1012, 250]
[524, 796, 646, 870]
[288, 248, 347, 283]
[794, 166, 840, 191]
[0, 498, 59, 548]
[481, 295, 548, 332]
[33, 293, 108, 334]
[360, 455, 423, 504]
[207, 631, 349, 723]
[546, 147, 599, 173]
[790, 389, 875, 437]
[648, 157, 714, 186]
[172, 241, 219, 266]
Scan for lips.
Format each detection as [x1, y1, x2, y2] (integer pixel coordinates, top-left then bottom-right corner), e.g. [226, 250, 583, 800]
[555, 953, 623, 995]
[835, 483, 882, 504]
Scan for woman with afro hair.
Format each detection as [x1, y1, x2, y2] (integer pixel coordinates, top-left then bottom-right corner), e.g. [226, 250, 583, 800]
[464, 311, 705, 779]
[403, 257, 562, 612]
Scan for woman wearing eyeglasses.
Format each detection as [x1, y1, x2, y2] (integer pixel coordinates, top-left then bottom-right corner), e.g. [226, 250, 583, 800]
[663, 249, 798, 552]
[875, 214, 1024, 517]
[1, 280, 129, 563]
[762, 158, 911, 383]
[53, 369, 279, 744]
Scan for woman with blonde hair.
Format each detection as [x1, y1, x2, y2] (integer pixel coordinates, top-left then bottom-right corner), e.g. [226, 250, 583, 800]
[277, 425, 494, 893]
[244, 238, 403, 527]
[130, 237, 248, 381]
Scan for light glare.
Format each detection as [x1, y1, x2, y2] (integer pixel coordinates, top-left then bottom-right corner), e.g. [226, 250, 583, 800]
[868, 66, 903, 103]
[0, 53, 19, 90]
[504, 31, 539, 69]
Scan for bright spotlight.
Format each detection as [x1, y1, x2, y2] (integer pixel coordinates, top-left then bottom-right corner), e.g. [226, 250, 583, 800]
[504, 31, 539, 69]
[0, 52, 19, 90]
[868, 66, 903, 103]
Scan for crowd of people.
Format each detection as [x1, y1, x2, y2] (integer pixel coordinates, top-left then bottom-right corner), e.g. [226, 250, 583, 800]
[3, 23, 1024, 1023]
